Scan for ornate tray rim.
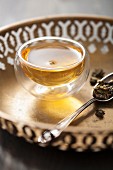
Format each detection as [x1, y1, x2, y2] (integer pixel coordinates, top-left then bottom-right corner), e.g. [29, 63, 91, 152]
[0, 14, 113, 32]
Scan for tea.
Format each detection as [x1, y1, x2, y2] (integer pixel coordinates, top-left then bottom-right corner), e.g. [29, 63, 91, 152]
[21, 41, 85, 86]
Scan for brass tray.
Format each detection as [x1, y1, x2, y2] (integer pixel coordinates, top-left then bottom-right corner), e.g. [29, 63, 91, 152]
[0, 15, 113, 151]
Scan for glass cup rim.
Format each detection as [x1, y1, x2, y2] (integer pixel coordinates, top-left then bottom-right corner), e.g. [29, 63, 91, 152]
[17, 36, 86, 71]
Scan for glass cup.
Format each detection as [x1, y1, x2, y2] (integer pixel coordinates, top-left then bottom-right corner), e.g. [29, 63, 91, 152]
[14, 36, 90, 100]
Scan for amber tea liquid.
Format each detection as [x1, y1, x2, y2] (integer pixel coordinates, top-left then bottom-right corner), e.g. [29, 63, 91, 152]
[21, 41, 85, 86]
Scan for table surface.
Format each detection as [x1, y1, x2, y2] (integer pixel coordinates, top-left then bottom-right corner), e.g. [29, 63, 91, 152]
[0, 0, 113, 170]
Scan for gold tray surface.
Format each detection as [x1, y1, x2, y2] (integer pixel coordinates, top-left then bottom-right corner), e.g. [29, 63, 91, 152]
[0, 15, 113, 151]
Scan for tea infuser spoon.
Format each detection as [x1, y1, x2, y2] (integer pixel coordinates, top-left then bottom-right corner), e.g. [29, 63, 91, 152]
[38, 72, 113, 144]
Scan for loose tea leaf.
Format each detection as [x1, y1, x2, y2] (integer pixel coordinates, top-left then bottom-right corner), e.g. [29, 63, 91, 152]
[90, 77, 98, 86]
[95, 109, 105, 119]
[90, 69, 105, 86]
[92, 69, 105, 79]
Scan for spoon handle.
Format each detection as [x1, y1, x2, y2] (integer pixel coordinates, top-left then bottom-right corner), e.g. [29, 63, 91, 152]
[50, 98, 96, 138]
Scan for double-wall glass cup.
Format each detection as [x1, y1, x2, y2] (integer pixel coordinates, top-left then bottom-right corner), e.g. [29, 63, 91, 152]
[14, 37, 90, 100]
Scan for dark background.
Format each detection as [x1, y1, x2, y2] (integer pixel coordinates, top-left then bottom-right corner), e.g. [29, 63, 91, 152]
[0, 0, 113, 169]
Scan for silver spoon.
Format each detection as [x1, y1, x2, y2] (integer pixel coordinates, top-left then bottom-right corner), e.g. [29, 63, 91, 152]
[38, 72, 113, 143]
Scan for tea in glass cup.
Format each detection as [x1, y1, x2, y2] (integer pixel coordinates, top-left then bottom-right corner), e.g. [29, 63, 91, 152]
[14, 37, 89, 100]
